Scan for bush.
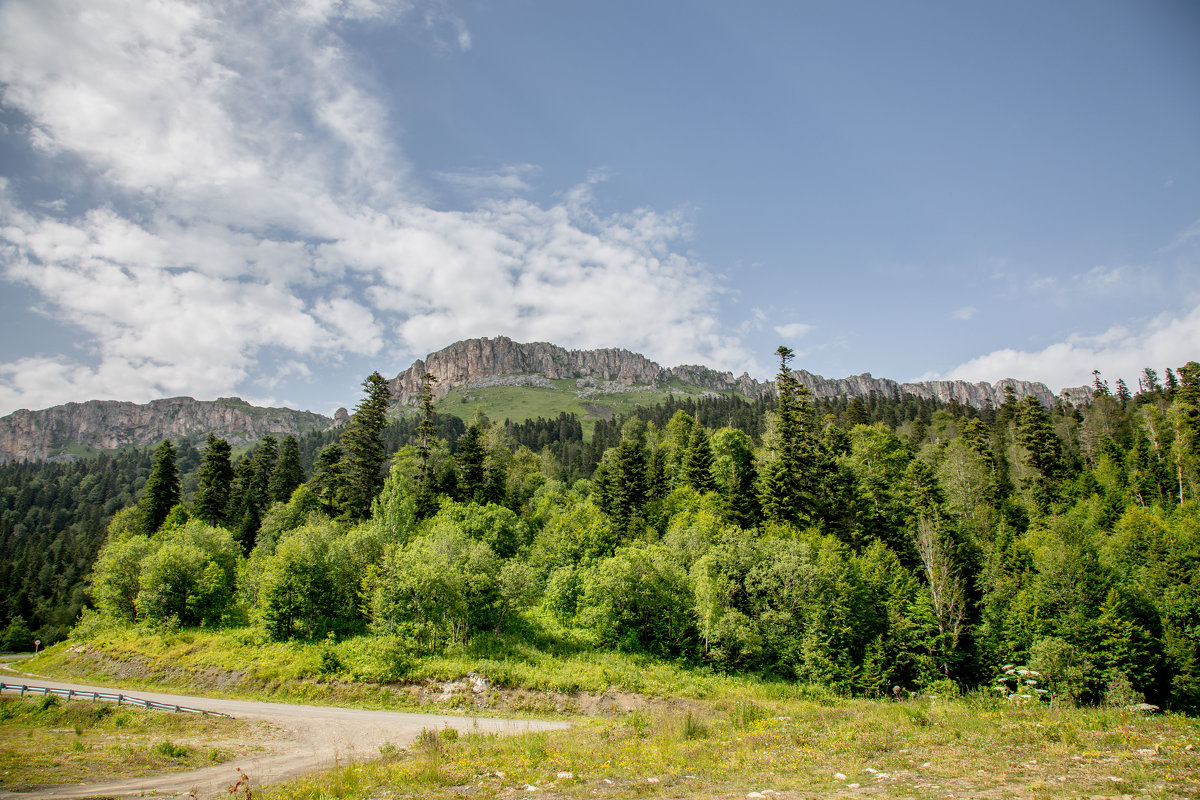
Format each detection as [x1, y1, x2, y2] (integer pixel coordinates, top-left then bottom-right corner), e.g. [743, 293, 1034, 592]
[577, 543, 695, 656]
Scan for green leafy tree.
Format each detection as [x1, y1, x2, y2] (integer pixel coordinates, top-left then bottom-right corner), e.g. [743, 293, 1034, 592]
[366, 527, 503, 647]
[193, 434, 233, 527]
[1, 617, 35, 652]
[138, 440, 180, 534]
[249, 519, 345, 639]
[132, 521, 238, 626]
[710, 427, 759, 527]
[577, 543, 695, 656]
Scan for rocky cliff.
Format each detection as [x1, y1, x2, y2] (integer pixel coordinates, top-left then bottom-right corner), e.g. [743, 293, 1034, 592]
[389, 336, 1090, 410]
[0, 397, 334, 464]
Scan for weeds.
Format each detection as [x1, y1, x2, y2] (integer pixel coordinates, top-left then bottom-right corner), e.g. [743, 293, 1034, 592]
[0, 695, 265, 789]
[155, 740, 189, 758]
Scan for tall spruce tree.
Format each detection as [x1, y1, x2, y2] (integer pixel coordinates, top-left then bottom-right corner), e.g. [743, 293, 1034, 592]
[138, 440, 180, 534]
[1016, 395, 1062, 514]
[268, 434, 305, 504]
[759, 346, 821, 525]
[193, 434, 233, 526]
[455, 423, 488, 503]
[681, 425, 716, 493]
[416, 372, 439, 517]
[339, 372, 393, 520]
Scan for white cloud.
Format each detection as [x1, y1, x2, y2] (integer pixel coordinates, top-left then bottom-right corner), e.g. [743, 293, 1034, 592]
[937, 301, 1200, 391]
[0, 0, 748, 414]
[774, 322, 814, 339]
[437, 164, 540, 198]
[951, 305, 977, 321]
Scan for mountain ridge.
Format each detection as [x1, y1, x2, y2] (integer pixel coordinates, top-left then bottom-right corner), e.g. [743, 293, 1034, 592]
[389, 336, 1091, 410]
[0, 396, 335, 464]
[0, 336, 1092, 463]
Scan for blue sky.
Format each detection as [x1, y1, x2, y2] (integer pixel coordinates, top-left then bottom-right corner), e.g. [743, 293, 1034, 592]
[0, 0, 1197, 416]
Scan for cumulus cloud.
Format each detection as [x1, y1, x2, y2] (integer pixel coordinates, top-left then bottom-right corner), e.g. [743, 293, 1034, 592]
[0, 0, 747, 414]
[936, 301, 1200, 391]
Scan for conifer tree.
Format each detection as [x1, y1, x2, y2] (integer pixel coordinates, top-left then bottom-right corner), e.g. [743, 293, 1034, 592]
[230, 457, 261, 550]
[138, 440, 180, 534]
[1139, 367, 1161, 397]
[268, 435, 305, 504]
[416, 372, 439, 518]
[253, 435, 279, 497]
[193, 434, 233, 527]
[308, 443, 346, 513]
[759, 346, 821, 525]
[339, 372, 393, 520]
[681, 425, 716, 493]
[455, 423, 488, 503]
[1016, 395, 1062, 514]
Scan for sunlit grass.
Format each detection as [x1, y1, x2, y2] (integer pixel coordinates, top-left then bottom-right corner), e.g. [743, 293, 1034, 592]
[0, 694, 269, 790]
[25, 624, 810, 715]
[258, 695, 1200, 800]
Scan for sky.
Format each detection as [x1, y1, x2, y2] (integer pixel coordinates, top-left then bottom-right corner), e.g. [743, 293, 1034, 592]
[0, 0, 1198, 416]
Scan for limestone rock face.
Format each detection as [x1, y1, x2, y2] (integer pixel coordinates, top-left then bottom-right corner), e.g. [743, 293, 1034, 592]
[388, 337, 668, 404]
[0, 397, 333, 464]
[388, 336, 1088, 411]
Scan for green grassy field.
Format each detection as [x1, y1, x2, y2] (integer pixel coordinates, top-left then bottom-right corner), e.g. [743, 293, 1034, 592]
[433, 379, 733, 436]
[264, 694, 1200, 799]
[0, 693, 271, 791]
[16, 629, 1200, 798]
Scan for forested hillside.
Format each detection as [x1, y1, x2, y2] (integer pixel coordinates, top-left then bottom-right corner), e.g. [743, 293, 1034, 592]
[8, 355, 1200, 713]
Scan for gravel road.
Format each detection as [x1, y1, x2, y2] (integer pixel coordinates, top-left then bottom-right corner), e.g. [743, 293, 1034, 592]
[0, 675, 569, 800]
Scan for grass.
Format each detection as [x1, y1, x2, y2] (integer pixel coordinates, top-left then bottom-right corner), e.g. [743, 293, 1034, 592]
[0, 694, 271, 791]
[433, 381, 731, 437]
[18, 630, 1200, 798]
[21, 625, 791, 720]
[256, 694, 1200, 799]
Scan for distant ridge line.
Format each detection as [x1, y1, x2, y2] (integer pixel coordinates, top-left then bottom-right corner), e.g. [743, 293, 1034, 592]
[387, 336, 1091, 410]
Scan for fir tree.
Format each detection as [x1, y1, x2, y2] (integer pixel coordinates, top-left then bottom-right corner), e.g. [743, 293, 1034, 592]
[416, 372, 439, 518]
[455, 423, 488, 503]
[681, 425, 715, 493]
[193, 434, 233, 527]
[759, 346, 821, 525]
[138, 440, 180, 534]
[308, 443, 347, 513]
[268, 435, 305, 504]
[339, 372, 393, 520]
[1016, 395, 1062, 514]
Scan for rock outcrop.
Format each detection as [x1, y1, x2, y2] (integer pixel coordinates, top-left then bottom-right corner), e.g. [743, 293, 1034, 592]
[0, 397, 334, 464]
[389, 336, 1089, 411]
[388, 337, 666, 404]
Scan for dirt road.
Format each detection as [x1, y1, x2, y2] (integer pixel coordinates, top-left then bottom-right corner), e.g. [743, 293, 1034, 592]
[0, 675, 569, 800]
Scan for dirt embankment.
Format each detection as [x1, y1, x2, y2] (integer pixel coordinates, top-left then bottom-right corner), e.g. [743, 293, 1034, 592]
[49, 645, 702, 719]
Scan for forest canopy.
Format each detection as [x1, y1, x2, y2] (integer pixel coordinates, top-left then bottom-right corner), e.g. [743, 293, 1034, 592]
[6, 360, 1200, 711]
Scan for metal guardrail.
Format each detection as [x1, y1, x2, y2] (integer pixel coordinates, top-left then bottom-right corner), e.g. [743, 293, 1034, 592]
[0, 681, 233, 718]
